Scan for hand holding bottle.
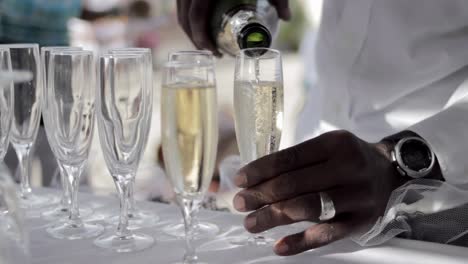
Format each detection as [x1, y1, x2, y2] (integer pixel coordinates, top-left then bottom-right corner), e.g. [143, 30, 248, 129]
[176, 0, 291, 56]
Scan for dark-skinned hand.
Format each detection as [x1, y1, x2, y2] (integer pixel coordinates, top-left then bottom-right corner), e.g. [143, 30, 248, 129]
[176, 0, 291, 56]
[233, 130, 404, 256]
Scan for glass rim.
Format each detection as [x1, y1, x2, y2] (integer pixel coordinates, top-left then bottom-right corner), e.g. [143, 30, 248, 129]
[163, 59, 214, 69]
[169, 50, 213, 56]
[41, 46, 83, 52]
[0, 43, 39, 49]
[100, 53, 145, 59]
[50, 50, 93, 56]
[105, 51, 148, 58]
[236, 48, 281, 59]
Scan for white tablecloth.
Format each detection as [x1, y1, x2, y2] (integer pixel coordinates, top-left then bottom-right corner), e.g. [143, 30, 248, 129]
[27, 189, 468, 264]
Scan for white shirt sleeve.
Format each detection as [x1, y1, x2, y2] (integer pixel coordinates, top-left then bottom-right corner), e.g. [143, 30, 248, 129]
[409, 80, 468, 186]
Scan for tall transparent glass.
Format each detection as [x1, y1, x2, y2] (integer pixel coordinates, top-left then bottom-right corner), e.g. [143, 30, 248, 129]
[39, 46, 93, 221]
[161, 57, 219, 262]
[93, 54, 154, 253]
[233, 48, 283, 246]
[44, 50, 104, 240]
[163, 50, 220, 240]
[0, 50, 30, 263]
[0, 48, 13, 162]
[0, 44, 49, 208]
[103, 48, 158, 229]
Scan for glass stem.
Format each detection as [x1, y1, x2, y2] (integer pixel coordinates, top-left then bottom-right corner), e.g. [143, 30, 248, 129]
[58, 165, 70, 209]
[116, 177, 132, 238]
[179, 196, 200, 263]
[15, 144, 32, 199]
[128, 178, 136, 217]
[62, 163, 84, 226]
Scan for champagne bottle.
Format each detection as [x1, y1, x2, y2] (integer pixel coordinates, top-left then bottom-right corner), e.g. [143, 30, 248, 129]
[211, 0, 279, 56]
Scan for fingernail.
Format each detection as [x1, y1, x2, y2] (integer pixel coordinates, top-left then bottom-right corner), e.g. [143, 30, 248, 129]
[233, 195, 246, 211]
[234, 172, 247, 187]
[275, 242, 289, 255]
[245, 216, 256, 230]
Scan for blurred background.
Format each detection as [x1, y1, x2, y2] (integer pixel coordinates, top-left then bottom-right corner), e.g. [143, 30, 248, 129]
[0, 0, 323, 203]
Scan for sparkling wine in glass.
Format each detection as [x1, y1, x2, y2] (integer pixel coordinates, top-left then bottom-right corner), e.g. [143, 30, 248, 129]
[161, 56, 219, 263]
[162, 50, 220, 240]
[93, 53, 154, 253]
[44, 50, 104, 240]
[233, 48, 284, 246]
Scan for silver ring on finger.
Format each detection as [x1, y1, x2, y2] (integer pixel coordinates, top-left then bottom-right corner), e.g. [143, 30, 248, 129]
[319, 192, 336, 221]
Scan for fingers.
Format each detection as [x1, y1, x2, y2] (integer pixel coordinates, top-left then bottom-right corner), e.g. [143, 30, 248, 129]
[242, 188, 369, 233]
[274, 217, 355, 256]
[189, 0, 222, 56]
[234, 163, 338, 210]
[269, 0, 291, 21]
[235, 135, 332, 188]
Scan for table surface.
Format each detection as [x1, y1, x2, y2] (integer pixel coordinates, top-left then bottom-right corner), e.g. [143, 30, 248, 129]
[26, 189, 468, 264]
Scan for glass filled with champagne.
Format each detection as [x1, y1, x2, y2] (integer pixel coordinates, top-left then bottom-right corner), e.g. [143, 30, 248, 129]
[161, 52, 218, 263]
[163, 50, 221, 240]
[233, 48, 284, 246]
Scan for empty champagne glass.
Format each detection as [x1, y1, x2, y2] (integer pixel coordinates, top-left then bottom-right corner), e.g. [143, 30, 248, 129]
[162, 50, 220, 240]
[44, 50, 104, 240]
[0, 48, 13, 162]
[39, 46, 93, 221]
[103, 48, 158, 229]
[161, 55, 219, 262]
[93, 53, 154, 253]
[232, 48, 284, 246]
[1, 44, 50, 209]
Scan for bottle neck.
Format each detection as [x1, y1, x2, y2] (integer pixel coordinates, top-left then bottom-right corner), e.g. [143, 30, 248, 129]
[238, 23, 272, 50]
[216, 9, 272, 56]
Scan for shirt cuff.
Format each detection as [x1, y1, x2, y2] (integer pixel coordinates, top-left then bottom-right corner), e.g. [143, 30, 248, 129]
[409, 103, 468, 185]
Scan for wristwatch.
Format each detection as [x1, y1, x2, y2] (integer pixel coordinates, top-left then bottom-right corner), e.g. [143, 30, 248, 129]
[390, 137, 435, 179]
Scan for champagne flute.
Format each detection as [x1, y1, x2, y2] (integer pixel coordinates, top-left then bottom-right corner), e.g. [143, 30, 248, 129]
[93, 53, 154, 253]
[161, 56, 219, 262]
[162, 50, 220, 240]
[0, 48, 13, 162]
[232, 48, 284, 246]
[0, 44, 50, 208]
[39, 46, 94, 221]
[44, 50, 104, 240]
[103, 48, 158, 229]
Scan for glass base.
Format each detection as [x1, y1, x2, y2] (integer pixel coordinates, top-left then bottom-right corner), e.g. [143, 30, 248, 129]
[46, 221, 104, 240]
[18, 193, 54, 209]
[41, 205, 93, 221]
[94, 232, 154, 253]
[229, 234, 275, 246]
[163, 222, 219, 239]
[173, 258, 208, 264]
[107, 210, 160, 230]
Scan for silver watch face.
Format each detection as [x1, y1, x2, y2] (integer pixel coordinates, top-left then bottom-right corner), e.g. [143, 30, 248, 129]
[394, 137, 435, 178]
